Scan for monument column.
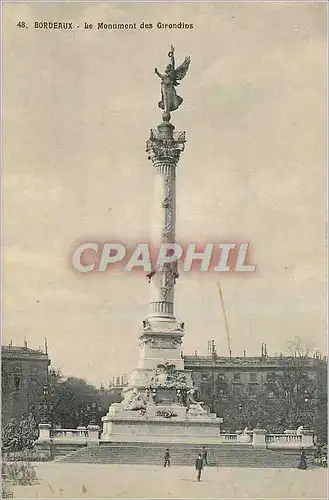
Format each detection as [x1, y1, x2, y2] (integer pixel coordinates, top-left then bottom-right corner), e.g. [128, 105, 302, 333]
[102, 47, 223, 443]
[146, 114, 186, 323]
[124, 46, 192, 387]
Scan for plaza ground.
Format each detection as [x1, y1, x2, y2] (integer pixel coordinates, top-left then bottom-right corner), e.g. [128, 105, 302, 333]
[11, 462, 327, 499]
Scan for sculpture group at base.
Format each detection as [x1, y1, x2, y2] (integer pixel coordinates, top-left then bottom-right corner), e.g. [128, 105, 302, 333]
[124, 362, 207, 418]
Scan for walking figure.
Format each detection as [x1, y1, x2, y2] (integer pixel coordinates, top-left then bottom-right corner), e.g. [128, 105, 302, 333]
[164, 448, 171, 467]
[298, 449, 308, 470]
[195, 453, 204, 481]
[202, 446, 208, 465]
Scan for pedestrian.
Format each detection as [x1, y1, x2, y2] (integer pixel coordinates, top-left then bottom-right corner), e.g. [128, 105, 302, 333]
[314, 445, 321, 466]
[195, 453, 204, 481]
[202, 446, 208, 465]
[164, 448, 171, 467]
[298, 449, 308, 470]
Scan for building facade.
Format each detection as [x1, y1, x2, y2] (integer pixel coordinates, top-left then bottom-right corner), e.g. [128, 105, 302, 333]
[1, 344, 50, 424]
[183, 348, 327, 436]
[184, 351, 327, 401]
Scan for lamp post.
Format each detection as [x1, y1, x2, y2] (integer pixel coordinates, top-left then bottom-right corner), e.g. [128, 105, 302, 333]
[76, 402, 103, 427]
[303, 396, 314, 429]
[238, 404, 244, 430]
[76, 408, 88, 428]
[90, 402, 98, 425]
[38, 383, 53, 425]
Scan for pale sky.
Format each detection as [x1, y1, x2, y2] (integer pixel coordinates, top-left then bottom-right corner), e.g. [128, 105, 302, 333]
[3, 2, 327, 386]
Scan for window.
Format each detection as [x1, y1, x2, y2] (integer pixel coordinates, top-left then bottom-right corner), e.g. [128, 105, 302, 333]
[249, 372, 257, 382]
[202, 373, 209, 381]
[248, 385, 258, 397]
[232, 386, 241, 397]
[2, 372, 9, 387]
[233, 372, 241, 382]
[14, 375, 21, 391]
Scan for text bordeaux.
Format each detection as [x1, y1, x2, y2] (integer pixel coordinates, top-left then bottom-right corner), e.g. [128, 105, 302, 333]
[34, 21, 73, 30]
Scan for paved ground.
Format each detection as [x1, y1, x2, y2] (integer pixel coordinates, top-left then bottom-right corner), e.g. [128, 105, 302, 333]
[11, 462, 327, 499]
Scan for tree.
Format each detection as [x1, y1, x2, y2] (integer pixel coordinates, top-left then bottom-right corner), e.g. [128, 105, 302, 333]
[2, 414, 38, 453]
[273, 338, 325, 431]
[202, 337, 327, 439]
[43, 369, 122, 429]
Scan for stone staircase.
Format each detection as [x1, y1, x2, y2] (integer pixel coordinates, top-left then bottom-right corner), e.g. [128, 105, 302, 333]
[59, 442, 309, 468]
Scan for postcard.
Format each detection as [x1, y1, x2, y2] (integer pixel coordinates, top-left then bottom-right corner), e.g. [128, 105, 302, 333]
[2, 1, 327, 499]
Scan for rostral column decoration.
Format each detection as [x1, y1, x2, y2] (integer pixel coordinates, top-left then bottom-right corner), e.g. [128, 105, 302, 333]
[146, 46, 190, 321]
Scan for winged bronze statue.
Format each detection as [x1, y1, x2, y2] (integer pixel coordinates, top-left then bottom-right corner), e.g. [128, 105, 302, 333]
[155, 46, 191, 114]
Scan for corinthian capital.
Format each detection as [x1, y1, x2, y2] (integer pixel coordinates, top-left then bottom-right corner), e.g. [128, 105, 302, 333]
[146, 128, 186, 165]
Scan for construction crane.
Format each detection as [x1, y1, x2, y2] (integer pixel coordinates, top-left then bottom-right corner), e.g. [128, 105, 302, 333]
[216, 282, 232, 356]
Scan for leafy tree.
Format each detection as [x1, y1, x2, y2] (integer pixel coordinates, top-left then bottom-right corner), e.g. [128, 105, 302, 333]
[42, 369, 122, 429]
[2, 414, 38, 452]
[272, 338, 326, 434]
[202, 337, 327, 439]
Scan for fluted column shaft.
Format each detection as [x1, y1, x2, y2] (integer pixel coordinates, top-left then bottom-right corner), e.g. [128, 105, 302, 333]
[146, 119, 185, 320]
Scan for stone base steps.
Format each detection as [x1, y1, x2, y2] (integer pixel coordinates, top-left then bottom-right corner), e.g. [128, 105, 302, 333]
[59, 442, 309, 468]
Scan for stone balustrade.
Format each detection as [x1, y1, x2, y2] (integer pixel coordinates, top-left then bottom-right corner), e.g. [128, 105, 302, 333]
[265, 431, 313, 449]
[37, 424, 100, 446]
[266, 434, 302, 445]
[220, 434, 238, 443]
[37, 423, 314, 451]
[50, 429, 89, 440]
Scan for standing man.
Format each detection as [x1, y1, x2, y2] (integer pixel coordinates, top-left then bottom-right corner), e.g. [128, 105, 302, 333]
[298, 449, 308, 470]
[202, 446, 208, 466]
[195, 453, 204, 481]
[164, 448, 171, 467]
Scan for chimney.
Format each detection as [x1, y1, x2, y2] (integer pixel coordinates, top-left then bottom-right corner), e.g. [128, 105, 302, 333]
[24, 338, 28, 348]
[265, 344, 268, 357]
[243, 350, 246, 358]
[261, 343, 264, 357]
[229, 350, 232, 359]
[44, 338, 48, 355]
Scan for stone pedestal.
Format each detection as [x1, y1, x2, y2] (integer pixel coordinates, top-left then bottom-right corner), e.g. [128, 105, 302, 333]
[252, 428, 267, 449]
[87, 424, 100, 446]
[301, 430, 315, 448]
[38, 423, 51, 442]
[101, 401, 222, 444]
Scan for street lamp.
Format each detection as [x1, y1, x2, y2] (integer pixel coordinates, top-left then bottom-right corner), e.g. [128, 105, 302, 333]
[303, 396, 314, 429]
[76, 408, 87, 428]
[76, 402, 103, 427]
[90, 402, 97, 424]
[87, 402, 103, 425]
[38, 383, 53, 424]
[237, 404, 246, 430]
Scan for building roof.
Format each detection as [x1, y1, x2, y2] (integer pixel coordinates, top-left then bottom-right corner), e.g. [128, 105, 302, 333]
[2, 345, 49, 362]
[184, 355, 326, 370]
